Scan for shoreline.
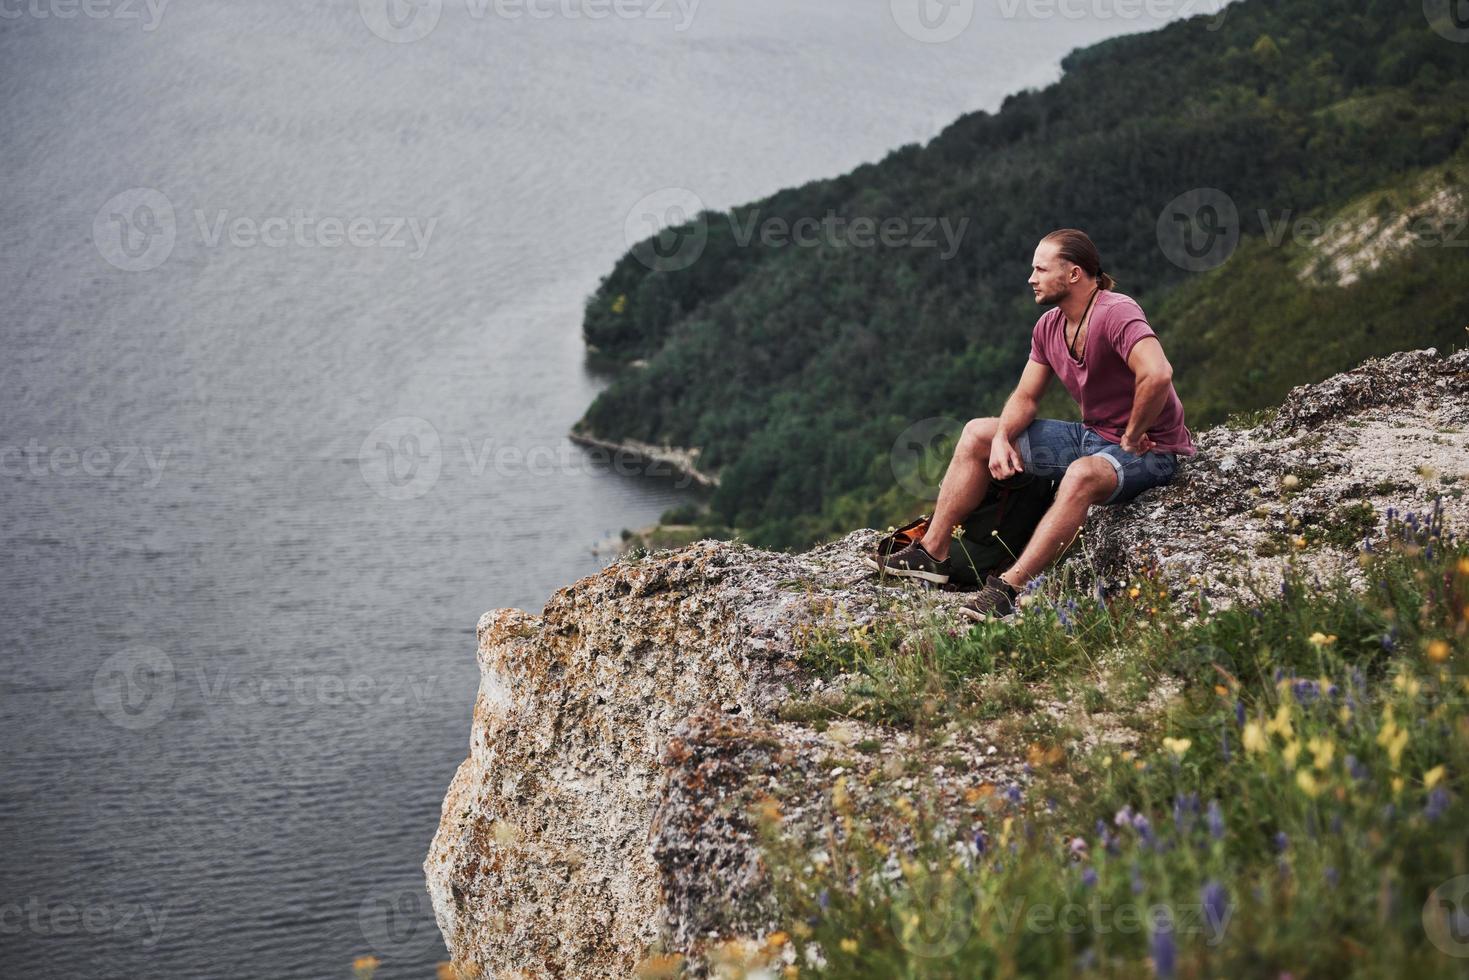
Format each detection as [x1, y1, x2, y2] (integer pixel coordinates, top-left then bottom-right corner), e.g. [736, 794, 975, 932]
[567, 430, 721, 489]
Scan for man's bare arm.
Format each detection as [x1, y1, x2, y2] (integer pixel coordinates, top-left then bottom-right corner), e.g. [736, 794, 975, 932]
[1121, 337, 1173, 453]
[990, 360, 1052, 478]
[997, 360, 1052, 444]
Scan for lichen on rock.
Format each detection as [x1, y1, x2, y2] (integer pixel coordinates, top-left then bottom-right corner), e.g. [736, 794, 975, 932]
[425, 347, 1467, 977]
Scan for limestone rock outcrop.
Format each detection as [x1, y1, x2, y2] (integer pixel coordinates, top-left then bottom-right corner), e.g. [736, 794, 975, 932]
[425, 348, 1468, 977]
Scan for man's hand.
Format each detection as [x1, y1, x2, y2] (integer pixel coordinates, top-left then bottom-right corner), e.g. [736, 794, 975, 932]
[1121, 431, 1156, 456]
[989, 436, 1025, 480]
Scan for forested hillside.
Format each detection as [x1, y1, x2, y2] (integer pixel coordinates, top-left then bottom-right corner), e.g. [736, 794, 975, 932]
[577, 0, 1469, 549]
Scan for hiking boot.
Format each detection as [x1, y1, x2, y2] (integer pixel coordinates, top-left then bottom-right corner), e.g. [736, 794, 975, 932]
[863, 541, 951, 584]
[957, 575, 1020, 622]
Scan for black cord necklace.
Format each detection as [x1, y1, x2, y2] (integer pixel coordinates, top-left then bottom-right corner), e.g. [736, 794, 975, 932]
[1065, 285, 1101, 363]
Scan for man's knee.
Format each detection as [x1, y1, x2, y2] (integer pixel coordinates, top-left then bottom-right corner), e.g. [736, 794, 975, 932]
[1059, 457, 1116, 502]
[958, 417, 999, 458]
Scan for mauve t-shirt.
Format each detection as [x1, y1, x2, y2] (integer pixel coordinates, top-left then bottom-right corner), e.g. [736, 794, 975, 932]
[1029, 290, 1197, 456]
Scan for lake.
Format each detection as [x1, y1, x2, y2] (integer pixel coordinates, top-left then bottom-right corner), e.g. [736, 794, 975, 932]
[0, 1, 1199, 975]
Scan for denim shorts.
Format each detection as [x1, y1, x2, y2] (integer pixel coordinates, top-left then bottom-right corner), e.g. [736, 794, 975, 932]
[1013, 418, 1179, 506]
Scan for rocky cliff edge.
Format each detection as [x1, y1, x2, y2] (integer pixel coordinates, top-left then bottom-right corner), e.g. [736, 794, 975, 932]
[425, 348, 1468, 978]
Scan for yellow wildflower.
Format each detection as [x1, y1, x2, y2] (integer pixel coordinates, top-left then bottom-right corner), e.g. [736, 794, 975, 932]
[1293, 535, 1308, 549]
[1308, 632, 1337, 647]
[1377, 722, 1409, 768]
[1425, 765, 1447, 790]
[1265, 703, 1294, 740]
[1129, 586, 1141, 599]
[1339, 705, 1352, 724]
[1308, 736, 1335, 771]
[1392, 672, 1423, 698]
[839, 938, 859, 954]
[1296, 770, 1322, 797]
[1392, 776, 1405, 797]
[1457, 557, 1469, 575]
[1163, 737, 1192, 759]
[1426, 639, 1451, 663]
[1242, 721, 1268, 754]
[1282, 739, 1302, 770]
[353, 958, 381, 980]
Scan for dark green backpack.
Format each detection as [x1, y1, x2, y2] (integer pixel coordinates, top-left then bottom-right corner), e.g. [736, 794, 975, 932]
[873, 473, 1060, 588]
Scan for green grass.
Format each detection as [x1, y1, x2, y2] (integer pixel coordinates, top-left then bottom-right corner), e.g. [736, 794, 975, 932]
[749, 498, 1468, 978]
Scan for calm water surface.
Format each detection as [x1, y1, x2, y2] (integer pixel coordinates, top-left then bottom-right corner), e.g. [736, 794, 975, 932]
[0, 2, 1192, 975]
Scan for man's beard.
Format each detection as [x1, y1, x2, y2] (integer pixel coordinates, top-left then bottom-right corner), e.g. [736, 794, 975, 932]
[1034, 285, 1065, 305]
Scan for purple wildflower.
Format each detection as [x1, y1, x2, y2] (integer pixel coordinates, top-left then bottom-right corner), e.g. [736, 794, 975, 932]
[1005, 782, 1023, 806]
[1292, 679, 1319, 705]
[1082, 867, 1098, 888]
[1206, 800, 1225, 841]
[1426, 787, 1451, 822]
[1173, 794, 1199, 834]
[1235, 700, 1246, 728]
[1324, 867, 1339, 889]
[1274, 831, 1289, 853]
[1201, 880, 1229, 933]
[1150, 917, 1177, 979]
[1130, 863, 1145, 896]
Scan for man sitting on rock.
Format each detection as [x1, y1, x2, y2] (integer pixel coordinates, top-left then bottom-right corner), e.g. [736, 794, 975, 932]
[869, 228, 1197, 621]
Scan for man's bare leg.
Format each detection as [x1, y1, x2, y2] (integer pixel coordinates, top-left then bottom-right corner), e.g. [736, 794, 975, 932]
[997, 457, 1116, 588]
[920, 418, 997, 562]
